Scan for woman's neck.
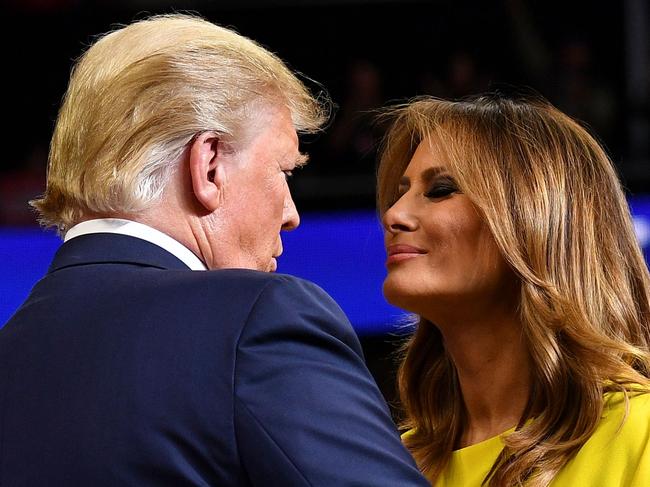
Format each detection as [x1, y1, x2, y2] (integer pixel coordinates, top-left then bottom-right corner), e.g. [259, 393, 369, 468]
[432, 309, 531, 449]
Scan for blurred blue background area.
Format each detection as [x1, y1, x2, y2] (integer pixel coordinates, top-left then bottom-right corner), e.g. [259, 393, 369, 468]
[3, 200, 649, 335]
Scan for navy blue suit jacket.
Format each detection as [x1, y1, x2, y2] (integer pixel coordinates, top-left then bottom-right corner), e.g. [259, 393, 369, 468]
[0, 233, 427, 486]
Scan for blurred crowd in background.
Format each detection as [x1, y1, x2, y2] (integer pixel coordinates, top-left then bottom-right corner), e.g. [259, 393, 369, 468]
[1, 0, 648, 225]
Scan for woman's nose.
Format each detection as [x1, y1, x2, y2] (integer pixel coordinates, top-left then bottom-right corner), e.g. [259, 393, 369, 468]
[382, 196, 417, 234]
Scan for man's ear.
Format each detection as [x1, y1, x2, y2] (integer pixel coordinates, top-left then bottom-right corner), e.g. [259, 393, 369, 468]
[188, 131, 227, 212]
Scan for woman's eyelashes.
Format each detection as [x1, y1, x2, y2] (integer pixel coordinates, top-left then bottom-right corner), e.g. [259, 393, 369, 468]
[424, 177, 458, 199]
[389, 176, 458, 207]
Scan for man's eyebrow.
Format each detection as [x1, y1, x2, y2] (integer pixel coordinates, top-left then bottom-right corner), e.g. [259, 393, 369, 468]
[294, 152, 309, 167]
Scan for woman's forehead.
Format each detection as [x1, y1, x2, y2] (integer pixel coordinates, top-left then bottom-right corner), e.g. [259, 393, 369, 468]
[402, 138, 450, 175]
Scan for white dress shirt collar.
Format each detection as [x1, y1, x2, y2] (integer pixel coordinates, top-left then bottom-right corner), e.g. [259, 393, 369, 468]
[64, 218, 207, 271]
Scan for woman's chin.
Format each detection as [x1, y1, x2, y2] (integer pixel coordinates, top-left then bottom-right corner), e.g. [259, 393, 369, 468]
[383, 279, 420, 313]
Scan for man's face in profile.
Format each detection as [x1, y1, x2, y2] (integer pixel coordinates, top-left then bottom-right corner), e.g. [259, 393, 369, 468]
[210, 104, 304, 272]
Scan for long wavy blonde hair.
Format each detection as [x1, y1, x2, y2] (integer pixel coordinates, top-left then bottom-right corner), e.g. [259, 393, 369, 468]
[376, 94, 650, 486]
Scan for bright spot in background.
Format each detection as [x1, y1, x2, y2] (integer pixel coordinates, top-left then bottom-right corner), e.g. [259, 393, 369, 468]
[635, 216, 649, 249]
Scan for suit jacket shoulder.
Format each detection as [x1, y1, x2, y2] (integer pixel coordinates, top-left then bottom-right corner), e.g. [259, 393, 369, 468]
[232, 274, 426, 486]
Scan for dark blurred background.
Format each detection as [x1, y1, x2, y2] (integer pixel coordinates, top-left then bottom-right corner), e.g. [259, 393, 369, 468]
[2, 0, 649, 418]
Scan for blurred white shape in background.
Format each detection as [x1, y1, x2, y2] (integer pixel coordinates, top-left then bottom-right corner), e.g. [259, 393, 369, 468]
[634, 216, 650, 249]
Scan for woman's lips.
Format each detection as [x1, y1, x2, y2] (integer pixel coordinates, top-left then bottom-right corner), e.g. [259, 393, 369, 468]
[385, 244, 427, 266]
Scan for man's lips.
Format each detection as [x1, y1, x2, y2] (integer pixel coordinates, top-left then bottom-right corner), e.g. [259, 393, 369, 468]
[386, 244, 427, 265]
[270, 242, 283, 272]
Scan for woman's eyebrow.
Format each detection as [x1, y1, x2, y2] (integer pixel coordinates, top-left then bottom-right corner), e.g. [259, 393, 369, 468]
[421, 166, 447, 183]
[400, 166, 447, 187]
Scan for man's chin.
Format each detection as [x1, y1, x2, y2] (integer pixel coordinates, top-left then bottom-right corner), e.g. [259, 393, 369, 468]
[268, 257, 278, 273]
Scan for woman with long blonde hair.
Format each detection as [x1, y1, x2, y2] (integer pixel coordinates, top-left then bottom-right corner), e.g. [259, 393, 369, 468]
[377, 93, 650, 486]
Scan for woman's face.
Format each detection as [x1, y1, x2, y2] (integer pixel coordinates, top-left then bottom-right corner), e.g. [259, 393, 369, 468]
[382, 138, 517, 321]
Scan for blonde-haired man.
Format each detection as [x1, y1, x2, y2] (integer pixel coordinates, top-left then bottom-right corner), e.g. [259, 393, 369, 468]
[0, 15, 427, 487]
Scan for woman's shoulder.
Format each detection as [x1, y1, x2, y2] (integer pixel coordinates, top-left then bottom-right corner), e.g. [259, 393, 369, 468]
[583, 389, 650, 455]
[552, 389, 650, 485]
[603, 388, 650, 427]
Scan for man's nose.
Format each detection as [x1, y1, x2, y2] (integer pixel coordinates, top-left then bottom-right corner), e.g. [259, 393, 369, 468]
[282, 194, 300, 231]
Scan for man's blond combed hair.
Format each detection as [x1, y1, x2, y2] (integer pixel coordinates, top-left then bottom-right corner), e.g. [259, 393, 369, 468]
[377, 94, 650, 486]
[32, 14, 329, 233]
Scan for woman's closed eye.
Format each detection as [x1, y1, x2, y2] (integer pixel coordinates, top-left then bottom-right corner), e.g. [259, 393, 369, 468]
[424, 179, 458, 199]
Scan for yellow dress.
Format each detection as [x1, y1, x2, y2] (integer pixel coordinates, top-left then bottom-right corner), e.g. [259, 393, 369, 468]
[415, 392, 650, 486]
